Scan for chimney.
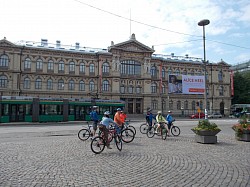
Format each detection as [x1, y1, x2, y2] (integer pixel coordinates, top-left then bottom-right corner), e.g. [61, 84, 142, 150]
[41, 39, 48, 47]
[75, 42, 80, 50]
[56, 40, 61, 48]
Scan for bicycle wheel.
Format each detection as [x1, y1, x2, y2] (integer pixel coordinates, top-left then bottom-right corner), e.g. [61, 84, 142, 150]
[78, 128, 90, 141]
[115, 135, 122, 151]
[146, 127, 155, 138]
[162, 128, 167, 140]
[90, 136, 105, 154]
[171, 126, 181, 136]
[128, 125, 137, 135]
[139, 123, 148, 134]
[121, 129, 135, 143]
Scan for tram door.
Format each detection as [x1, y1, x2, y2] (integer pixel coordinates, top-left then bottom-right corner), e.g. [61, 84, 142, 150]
[75, 106, 85, 121]
[10, 104, 25, 122]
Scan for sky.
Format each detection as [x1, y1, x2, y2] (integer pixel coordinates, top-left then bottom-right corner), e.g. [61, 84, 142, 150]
[1, 0, 250, 65]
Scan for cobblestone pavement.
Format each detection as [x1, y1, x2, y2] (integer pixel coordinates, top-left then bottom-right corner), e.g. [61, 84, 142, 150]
[0, 119, 249, 187]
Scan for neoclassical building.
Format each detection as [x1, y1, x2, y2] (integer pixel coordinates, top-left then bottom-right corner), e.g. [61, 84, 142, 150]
[0, 34, 232, 116]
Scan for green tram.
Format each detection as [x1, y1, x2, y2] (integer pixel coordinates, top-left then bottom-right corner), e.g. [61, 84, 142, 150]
[0, 96, 125, 123]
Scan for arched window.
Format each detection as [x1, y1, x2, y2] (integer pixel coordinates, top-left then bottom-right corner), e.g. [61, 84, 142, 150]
[89, 80, 95, 91]
[79, 81, 85, 91]
[69, 80, 75, 90]
[36, 59, 43, 70]
[58, 79, 64, 90]
[162, 68, 166, 79]
[128, 85, 133, 93]
[24, 58, 31, 69]
[175, 69, 180, 75]
[102, 80, 109, 91]
[162, 84, 166, 94]
[218, 70, 223, 81]
[177, 101, 181, 110]
[69, 61, 75, 72]
[59, 61, 65, 71]
[48, 60, 54, 71]
[219, 85, 224, 96]
[47, 79, 53, 90]
[0, 75, 8, 88]
[192, 101, 196, 110]
[89, 63, 95, 73]
[151, 66, 157, 77]
[35, 78, 42, 89]
[102, 62, 110, 73]
[0, 54, 9, 67]
[168, 69, 172, 75]
[121, 60, 141, 75]
[151, 83, 157, 93]
[182, 70, 187, 75]
[184, 100, 188, 110]
[80, 63, 85, 73]
[24, 77, 30, 89]
[169, 100, 173, 110]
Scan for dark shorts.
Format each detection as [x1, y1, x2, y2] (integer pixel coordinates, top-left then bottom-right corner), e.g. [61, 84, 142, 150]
[93, 120, 98, 130]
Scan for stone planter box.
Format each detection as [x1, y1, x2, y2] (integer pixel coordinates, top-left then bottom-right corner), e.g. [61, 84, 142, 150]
[192, 129, 221, 144]
[235, 130, 250, 142]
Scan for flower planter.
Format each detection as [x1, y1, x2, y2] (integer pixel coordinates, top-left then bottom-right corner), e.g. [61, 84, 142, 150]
[235, 130, 250, 142]
[191, 129, 221, 144]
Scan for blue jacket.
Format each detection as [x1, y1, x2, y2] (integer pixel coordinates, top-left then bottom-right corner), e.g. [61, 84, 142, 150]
[166, 114, 173, 123]
[90, 110, 98, 121]
[146, 112, 155, 122]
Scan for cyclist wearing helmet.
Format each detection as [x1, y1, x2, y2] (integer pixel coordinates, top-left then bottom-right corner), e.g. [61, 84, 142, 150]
[114, 108, 123, 128]
[99, 111, 118, 149]
[145, 108, 155, 130]
[90, 106, 99, 137]
[155, 111, 169, 134]
[166, 111, 174, 136]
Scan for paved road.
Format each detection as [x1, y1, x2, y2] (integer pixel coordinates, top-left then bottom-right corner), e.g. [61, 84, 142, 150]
[0, 119, 249, 187]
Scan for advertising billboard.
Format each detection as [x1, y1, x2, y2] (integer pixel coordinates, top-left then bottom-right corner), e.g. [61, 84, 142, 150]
[168, 75, 205, 95]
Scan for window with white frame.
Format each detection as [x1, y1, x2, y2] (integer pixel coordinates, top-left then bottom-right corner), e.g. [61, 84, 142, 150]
[69, 80, 75, 90]
[48, 60, 54, 71]
[136, 87, 141, 94]
[58, 79, 64, 90]
[36, 59, 43, 70]
[151, 66, 157, 77]
[102, 80, 109, 91]
[89, 63, 95, 73]
[89, 81, 95, 91]
[0, 75, 7, 88]
[24, 58, 31, 69]
[35, 78, 42, 89]
[0, 54, 9, 67]
[102, 62, 109, 73]
[128, 85, 133, 93]
[151, 83, 157, 93]
[79, 81, 85, 91]
[24, 77, 30, 89]
[69, 61, 75, 72]
[59, 61, 65, 71]
[80, 63, 85, 73]
[47, 79, 53, 90]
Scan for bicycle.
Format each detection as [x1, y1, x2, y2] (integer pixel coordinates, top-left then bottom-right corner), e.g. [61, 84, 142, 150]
[90, 124, 122, 154]
[123, 120, 136, 135]
[147, 122, 168, 140]
[167, 120, 181, 136]
[78, 121, 96, 141]
[139, 122, 149, 134]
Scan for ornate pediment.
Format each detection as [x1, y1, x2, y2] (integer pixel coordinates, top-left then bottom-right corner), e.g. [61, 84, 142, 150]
[217, 59, 231, 67]
[108, 34, 154, 54]
[0, 38, 17, 47]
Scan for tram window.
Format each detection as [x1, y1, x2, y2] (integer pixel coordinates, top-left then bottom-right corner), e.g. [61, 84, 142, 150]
[100, 106, 110, 115]
[1, 104, 9, 115]
[40, 104, 62, 115]
[69, 105, 74, 115]
[25, 104, 32, 115]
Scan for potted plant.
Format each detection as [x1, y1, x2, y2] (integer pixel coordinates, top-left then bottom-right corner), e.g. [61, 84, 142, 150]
[191, 120, 221, 144]
[232, 115, 250, 142]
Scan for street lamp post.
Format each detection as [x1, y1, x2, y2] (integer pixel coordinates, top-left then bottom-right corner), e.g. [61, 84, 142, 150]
[198, 19, 210, 120]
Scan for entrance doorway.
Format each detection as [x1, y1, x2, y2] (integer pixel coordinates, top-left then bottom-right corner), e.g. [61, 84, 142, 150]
[10, 104, 25, 122]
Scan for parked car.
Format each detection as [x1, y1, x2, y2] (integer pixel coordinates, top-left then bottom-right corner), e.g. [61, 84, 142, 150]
[208, 112, 222, 118]
[189, 113, 205, 119]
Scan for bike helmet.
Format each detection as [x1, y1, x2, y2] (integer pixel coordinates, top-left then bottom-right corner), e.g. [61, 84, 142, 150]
[157, 111, 162, 114]
[104, 111, 110, 115]
[93, 106, 98, 109]
[147, 108, 152, 112]
[168, 110, 172, 113]
[117, 108, 122, 111]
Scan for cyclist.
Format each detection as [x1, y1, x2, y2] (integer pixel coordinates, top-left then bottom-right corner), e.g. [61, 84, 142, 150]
[145, 108, 155, 131]
[99, 111, 118, 149]
[155, 111, 169, 135]
[114, 108, 123, 129]
[120, 110, 127, 129]
[90, 106, 99, 137]
[166, 111, 174, 136]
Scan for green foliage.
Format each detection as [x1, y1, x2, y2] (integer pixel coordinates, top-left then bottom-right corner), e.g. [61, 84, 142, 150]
[232, 115, 250, 137]
[232, 71, 250, 104]
[192, 120, 221, 132]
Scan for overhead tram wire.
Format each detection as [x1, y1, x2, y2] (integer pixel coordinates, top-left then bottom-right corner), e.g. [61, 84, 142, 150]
[72, 0, 249, 50]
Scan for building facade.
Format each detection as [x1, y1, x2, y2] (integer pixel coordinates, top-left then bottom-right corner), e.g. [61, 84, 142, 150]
[0, 34, 232, 116]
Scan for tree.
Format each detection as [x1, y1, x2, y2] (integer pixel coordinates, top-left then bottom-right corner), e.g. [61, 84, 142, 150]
[232, 71, 250, 104]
